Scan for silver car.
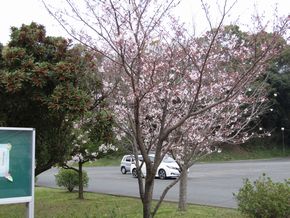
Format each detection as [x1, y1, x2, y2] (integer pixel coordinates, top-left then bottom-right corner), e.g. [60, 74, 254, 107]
[120, 154, 143, 174]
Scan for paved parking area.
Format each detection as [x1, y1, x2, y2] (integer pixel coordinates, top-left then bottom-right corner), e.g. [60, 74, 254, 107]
[37, 158, 290, 208]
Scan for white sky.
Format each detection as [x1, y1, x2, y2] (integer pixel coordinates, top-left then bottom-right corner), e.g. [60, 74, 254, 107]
[0, 0, 289, 45]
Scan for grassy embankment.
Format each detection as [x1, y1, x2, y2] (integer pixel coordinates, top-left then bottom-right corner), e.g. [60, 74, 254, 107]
[83, 145, 290, 167]
[201, 146, 290, 162]
[0, 187, 243, 218]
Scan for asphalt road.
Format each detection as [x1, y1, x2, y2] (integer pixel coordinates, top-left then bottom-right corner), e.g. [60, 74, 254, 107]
[37, 158, 290, 208]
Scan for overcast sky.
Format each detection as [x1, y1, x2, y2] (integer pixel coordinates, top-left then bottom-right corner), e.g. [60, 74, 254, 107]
[1, 0, 289, 45]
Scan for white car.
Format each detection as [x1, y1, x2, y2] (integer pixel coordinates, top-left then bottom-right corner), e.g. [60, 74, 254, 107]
[130, 154, 180, 179]
[120, 154, 143, 174]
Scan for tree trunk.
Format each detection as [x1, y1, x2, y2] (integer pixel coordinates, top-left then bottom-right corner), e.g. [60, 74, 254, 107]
[78, 162, 84, 200]
[178, 168, 188, 211]
[143, 175, 155, 218]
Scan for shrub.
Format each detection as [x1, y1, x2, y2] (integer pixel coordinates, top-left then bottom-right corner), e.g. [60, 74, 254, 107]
[55, 168, 89, 192]
[234, 174, 290, 218]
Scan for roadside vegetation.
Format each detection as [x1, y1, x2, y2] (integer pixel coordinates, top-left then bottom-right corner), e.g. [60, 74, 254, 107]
[55, 169, 89, 192]
[234, 174, 290, 218]
[201, 145, 290, 162]
[203, 136, 290, 162]
[82, 155, 123, 167]
[82, 144, 290, 167]
[0, 187, 243, 218]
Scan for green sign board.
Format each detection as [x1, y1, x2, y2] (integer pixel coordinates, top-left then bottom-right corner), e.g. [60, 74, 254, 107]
[0, 128, 35, 209]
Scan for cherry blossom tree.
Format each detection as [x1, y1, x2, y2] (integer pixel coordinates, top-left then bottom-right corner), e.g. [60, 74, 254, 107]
[167, 25, 280, 211]
[167, 82, 270, 211]
[42, 0, 289, 217]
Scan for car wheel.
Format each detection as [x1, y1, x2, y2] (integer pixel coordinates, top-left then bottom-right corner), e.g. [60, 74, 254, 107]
[121, 166, 127, 174]
[158, 169, 166, 180]
[132, 168, 138, 178]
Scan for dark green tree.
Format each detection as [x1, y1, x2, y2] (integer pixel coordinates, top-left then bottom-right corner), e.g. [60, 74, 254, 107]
[0, 23, 93, 175]
[261, 45, 290, 149]
[216, 26, 290, 152]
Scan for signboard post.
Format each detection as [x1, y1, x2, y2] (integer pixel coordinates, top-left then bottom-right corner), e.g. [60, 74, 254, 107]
[0, 127, 35, 218]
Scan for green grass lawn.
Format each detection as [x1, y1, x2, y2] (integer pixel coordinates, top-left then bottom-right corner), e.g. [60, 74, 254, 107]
[0, 187, 243, 218]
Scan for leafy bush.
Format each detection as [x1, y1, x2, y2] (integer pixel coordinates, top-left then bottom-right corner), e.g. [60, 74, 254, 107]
[55, 168, 89, 192]
[234, 174, 290, 218]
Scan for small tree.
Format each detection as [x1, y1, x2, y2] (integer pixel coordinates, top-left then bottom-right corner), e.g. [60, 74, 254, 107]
[56, 43, 116, 200]
[55, 168, 89, 192]
[62, 111, 117, 199]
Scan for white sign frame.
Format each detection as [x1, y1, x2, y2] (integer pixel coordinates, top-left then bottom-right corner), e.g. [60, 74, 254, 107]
[0, 127, 35, 218]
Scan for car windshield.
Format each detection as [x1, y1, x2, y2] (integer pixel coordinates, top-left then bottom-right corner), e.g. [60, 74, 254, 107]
[162, 156, 175, 163]
[148, 155, 176, 163]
